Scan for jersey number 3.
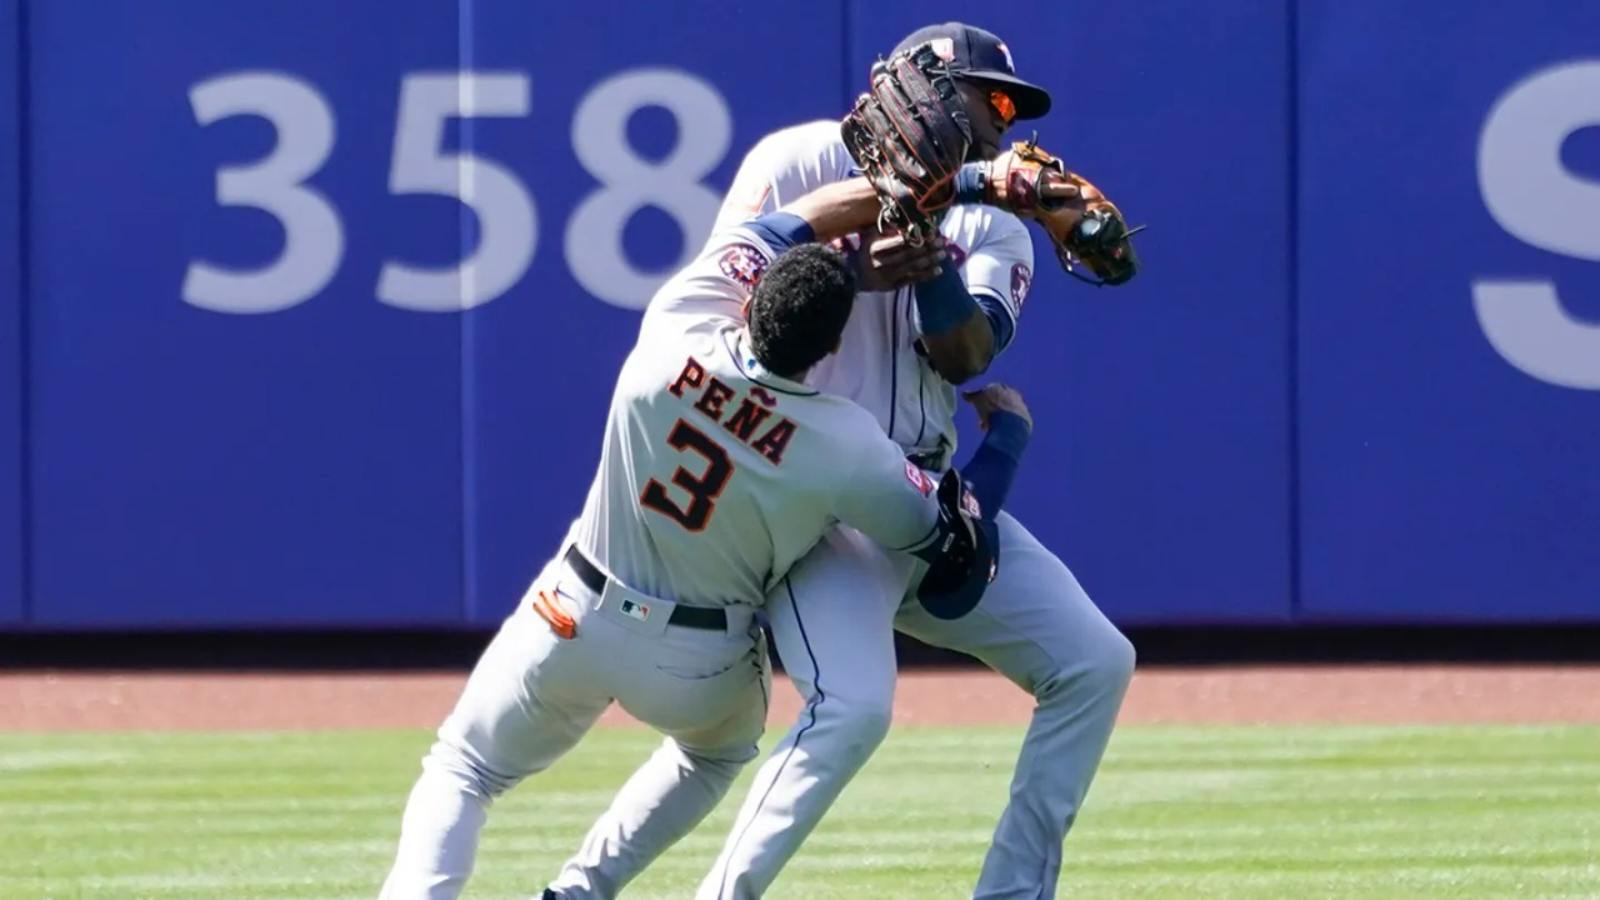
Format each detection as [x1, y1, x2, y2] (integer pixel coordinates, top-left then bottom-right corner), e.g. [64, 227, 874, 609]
[641, 420, 734, 532]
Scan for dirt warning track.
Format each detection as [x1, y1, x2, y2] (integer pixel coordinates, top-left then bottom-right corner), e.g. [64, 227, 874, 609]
[3, 665, 1597, 731]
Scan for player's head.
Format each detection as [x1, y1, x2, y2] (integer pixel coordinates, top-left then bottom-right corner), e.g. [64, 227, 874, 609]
[747, 244, 856, 380]
[891, 23, 1051, 161]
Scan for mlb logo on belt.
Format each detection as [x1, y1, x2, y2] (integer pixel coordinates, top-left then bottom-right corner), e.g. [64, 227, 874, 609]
[620, 599, 651, 622]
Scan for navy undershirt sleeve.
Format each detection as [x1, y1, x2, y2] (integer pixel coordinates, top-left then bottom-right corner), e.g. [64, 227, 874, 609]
[973, 292, 1015, 352]
[959, 411, 1031, 519]
[743, 211, 815, 254]
[915, 261, 980, 336]
[954, 162, 988, 205]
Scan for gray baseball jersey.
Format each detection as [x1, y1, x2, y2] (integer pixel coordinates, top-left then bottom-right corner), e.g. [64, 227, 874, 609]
[710, 120, 1036, 460]
[568, 225, 947, 609]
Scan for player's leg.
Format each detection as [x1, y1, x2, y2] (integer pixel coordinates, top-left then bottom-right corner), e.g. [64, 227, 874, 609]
[893, 511, 1136, 900]
[697, 526, 914, 900]
[545, 622, 771, 899]
[380, 603, 612, 900]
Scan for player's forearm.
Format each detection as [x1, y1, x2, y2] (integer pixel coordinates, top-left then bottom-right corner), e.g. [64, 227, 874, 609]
[779, 177, 883, 243]
[959, 411, 1031, 518]
[921, 312, 994, 384]
[916, 263, 995, 384]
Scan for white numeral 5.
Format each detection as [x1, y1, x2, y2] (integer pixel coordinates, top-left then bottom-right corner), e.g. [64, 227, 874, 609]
[378, 73, 537, 311]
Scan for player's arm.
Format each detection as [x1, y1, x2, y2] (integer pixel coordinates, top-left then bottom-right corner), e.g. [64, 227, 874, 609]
[830, 429, 944, 556]
[741, 177, 890, 255]
[957, 383, 1033, 518]
[713, 125, 857, 234]
[913, 251, 998, 385]
[646, 178, 885, 332]
[858, 223, 1027, 386]
[874, 165, 1050, 383]
[931, 216, 1036, 380]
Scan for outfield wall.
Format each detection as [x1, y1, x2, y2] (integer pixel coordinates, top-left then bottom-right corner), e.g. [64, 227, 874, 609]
[1, 1, 1597, 629]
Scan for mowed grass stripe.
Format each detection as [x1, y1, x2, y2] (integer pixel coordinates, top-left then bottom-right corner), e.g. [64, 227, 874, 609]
[1, 726, 1596, 899]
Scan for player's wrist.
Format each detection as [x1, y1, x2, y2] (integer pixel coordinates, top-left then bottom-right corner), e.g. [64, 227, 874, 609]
[983, 411, 1032, 460]
[954, 163, 989, 206]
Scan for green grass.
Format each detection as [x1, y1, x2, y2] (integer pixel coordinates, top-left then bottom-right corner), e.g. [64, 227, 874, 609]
[1, 726, 1597, 898]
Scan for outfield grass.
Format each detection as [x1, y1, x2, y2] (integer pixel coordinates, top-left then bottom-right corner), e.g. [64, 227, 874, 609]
[1, 726, 1596, 898]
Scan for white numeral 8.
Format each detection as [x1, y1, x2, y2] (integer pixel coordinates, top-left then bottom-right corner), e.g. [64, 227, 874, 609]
[567, 69, 732, 310]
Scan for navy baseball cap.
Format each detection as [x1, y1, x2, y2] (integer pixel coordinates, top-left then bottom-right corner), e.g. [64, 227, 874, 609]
[892, 22, 1051, 120]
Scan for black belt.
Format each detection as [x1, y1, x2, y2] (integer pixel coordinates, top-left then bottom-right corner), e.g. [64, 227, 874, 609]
[906, 449, 946, 472]
[563, 546, 728, 631]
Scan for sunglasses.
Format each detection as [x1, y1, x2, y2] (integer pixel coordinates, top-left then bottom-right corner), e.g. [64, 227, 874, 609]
[988, 90, 1017, 127]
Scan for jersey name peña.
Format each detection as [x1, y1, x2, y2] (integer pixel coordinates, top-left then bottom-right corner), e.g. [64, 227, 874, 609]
[667, 357, 797, 466]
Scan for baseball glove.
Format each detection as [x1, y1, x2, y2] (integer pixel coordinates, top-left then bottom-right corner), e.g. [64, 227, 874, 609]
[982, 139, 1144, 286]
[841, 42, 973, 246]
[915, 470, 999, 620]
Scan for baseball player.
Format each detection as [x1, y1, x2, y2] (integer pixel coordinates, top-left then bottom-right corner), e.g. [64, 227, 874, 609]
[379, 173, 1023, 899]
[553, 22, 1139, 900]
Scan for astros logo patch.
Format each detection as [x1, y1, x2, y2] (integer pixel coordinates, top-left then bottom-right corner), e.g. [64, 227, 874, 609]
[1011, 263, 1032, 309]
[719, 244, 768, 289]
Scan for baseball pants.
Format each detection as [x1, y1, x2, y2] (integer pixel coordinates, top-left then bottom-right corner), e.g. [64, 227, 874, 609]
[697, 511, 1135, 899]
[379, 548, 771, 900]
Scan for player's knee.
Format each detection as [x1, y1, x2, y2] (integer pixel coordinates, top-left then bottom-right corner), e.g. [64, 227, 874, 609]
[1088, 629, 1137, 696]
[422, 736, 519, 800]
[817, 692, 893, 759]
[1039, 627, 1136, 706]
[677, 744, 752, 789]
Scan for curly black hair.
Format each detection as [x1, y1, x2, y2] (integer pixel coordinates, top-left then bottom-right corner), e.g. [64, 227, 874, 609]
[748, 244, 857, 379]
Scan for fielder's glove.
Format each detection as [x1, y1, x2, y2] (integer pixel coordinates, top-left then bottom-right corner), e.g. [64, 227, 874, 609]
[975, 138, 1144, 286]
[841, 42, 973, 246]
[915, 470, 999, 620]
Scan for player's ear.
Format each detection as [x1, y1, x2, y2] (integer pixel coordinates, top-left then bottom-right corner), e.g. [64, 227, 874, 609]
[740, 297, 754, 323]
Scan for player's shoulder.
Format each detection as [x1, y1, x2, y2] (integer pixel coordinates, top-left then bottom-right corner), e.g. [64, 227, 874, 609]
[747, 120, 852, 170]
[755, 119, 846, 153]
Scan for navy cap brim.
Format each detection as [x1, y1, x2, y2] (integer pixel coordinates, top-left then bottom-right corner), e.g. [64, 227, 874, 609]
[958, 69, 1052, 120]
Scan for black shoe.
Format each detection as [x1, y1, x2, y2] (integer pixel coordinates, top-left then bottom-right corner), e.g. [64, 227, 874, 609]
[543, 891, 559, 900]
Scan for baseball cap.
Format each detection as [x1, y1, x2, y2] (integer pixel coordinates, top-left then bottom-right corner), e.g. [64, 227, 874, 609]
[892, 22, 1051, 120]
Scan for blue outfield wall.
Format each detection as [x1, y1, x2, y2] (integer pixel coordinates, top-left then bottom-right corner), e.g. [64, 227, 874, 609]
[1, 0, 22, 623]
[3, 1, 1598, 629]
[24, 1, 467, 626]
[1295, 1, 1600, 622]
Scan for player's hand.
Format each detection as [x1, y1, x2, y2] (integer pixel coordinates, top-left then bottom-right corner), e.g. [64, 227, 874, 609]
[962, 383, 1033, 431]
[858, 230, 947, 291]
[1040, 170, 1087, 204]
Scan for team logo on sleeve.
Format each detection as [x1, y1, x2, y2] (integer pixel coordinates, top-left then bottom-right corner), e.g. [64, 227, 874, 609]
[719, 244, 768, 289]
[904, 461, 936, 497]
[1011, 263, 1032, 310]
[960, 487, 983, 519]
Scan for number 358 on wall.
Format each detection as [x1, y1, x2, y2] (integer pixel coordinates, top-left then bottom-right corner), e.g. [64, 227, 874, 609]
[184, 69, 731, 314]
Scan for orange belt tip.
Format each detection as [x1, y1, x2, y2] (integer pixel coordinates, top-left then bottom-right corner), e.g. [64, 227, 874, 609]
[532, 590, 577, 640]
